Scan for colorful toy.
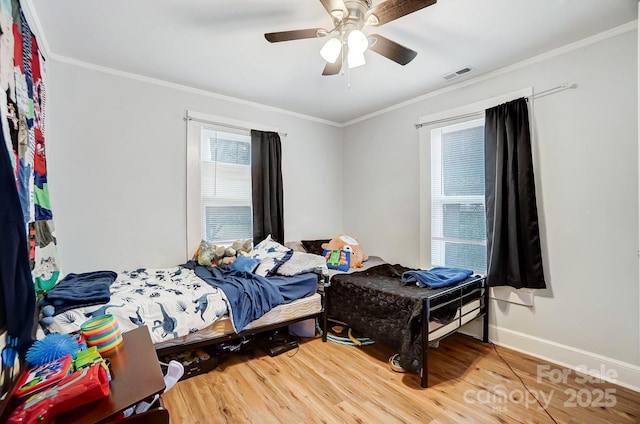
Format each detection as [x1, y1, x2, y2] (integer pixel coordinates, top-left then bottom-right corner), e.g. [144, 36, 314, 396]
[13, 354, 73, 398]
[324, 249, 351, 271]
[74, 346, 112, 382]
[7, 363, 110, 424]
[80, 314, 124, 357]
[321, 234, 368, 268]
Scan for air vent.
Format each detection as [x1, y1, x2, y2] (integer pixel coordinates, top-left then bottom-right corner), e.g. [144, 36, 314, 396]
[442, 66, 473, 81]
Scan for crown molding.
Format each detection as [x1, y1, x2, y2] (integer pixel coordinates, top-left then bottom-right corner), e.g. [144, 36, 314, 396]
[343, 20, 638, 127]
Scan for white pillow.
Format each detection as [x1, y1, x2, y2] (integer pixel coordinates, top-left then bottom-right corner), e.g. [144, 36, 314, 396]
[276, 251, 329, 277]
[250, 235, 293, 277]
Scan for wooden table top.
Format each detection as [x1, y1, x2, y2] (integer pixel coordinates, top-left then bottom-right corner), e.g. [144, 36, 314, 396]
[56, 326, 166, 424]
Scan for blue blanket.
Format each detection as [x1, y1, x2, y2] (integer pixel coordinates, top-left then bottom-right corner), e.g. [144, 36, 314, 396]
[401, 267, 473, 289]
[43, 270, 117, 315]
[182, 261, 284, 332]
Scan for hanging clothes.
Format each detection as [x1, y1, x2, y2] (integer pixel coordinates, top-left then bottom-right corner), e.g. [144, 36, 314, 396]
[0, 109, 35, 357]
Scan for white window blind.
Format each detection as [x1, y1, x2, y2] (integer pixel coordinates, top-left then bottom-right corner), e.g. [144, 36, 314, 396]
[199, 128, 253, 244]
[431, 118, 487, 271]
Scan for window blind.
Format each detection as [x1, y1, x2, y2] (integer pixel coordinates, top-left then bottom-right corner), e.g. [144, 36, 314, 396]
[200, 128, 252, 244]
[431, 118, 487, 271]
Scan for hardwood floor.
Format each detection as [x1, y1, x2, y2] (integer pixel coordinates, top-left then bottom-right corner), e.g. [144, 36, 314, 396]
[162, 333, 640, 423]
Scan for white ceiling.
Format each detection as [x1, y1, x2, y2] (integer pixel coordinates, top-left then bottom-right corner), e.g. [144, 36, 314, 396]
[29, 0, 637, 124]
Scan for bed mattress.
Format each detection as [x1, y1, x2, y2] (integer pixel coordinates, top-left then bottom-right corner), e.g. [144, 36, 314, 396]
[154, 292, 323, 350]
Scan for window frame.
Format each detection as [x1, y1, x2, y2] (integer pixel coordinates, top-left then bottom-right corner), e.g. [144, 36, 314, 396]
[185, 111, 278, 259]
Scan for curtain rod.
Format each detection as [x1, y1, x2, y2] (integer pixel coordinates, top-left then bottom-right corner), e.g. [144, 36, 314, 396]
[414, 83, 577, 129]
[185, 116, 288, 138]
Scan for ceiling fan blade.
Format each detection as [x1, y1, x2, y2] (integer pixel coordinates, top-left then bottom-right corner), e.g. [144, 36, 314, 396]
[319, 0, 348, 19]
[322, 60, 342, 76]
[368, 34, 417, 65]
[366, 0, 437, 26]
[265, 28, 326, 43]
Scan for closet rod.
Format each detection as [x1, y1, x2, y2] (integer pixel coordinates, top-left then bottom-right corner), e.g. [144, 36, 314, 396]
[185, 116, 287, 138]
[414, 83, 577, 129]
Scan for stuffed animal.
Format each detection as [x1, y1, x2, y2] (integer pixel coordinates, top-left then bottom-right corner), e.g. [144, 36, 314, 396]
[321, 234, 368, 268]
[194, 239, 253, 267]
[231, 239, 253, 257]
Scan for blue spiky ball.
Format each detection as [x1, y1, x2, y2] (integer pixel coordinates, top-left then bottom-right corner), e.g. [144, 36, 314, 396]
[26, 333, 79, 366]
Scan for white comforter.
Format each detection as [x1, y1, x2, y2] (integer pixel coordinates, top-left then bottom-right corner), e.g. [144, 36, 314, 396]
[42, 267, 229, 344]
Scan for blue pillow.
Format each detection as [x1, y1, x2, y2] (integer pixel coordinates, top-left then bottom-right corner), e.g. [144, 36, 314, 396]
[230, 255, 260, 273]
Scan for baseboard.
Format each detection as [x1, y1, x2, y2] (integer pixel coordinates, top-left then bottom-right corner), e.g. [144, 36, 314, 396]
[459, 320, 640, 393]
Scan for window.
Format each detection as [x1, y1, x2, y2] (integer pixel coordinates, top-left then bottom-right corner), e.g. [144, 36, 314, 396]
[429, 118, 487, 272]
[419, 90, 532, 272]
[186, 112, 282, 257]
[199, 128, 252, 244]
[186, 115, 255, 253]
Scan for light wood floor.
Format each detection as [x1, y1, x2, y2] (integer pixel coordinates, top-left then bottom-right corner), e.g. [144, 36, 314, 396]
[162, 333, 640, 423]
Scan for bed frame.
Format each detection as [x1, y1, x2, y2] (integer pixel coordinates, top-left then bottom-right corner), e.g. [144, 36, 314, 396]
[420, 275, 489, 387]
[327, 269, 489, 388]
[154, 276, 329, 358]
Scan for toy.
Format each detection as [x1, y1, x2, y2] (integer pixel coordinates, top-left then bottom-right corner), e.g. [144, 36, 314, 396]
[80, 314, 124, 357]
[74, 346, 112, 382]
[25, 333, 80, 366]
[216, 239, 254, 265]
[324, 249, 350, 271]
[232, 239, 253, 256]
[193, 238, 254, 267]
[321, 234, 368, 268]
[8, 363, 110, 424]
[13, 355, 73, 399]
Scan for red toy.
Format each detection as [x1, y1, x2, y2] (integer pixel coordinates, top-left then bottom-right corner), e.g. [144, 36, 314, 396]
[8, 363, 110, 424]
[13, 355, 73, 398]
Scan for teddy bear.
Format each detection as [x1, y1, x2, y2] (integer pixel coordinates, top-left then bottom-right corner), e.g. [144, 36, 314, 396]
[321, 234, 368, 268]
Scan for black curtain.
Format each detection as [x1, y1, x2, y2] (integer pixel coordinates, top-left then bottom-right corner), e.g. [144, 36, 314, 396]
[484, 98, 546, 289]
[0, 121, 35, 357]
[251, 130, 284, 244]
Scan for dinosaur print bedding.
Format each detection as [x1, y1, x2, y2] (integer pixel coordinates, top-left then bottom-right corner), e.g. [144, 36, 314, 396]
[41, 266, 229, 344]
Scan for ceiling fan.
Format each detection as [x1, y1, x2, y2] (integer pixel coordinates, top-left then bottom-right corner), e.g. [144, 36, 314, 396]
[264, 0, 437, 75]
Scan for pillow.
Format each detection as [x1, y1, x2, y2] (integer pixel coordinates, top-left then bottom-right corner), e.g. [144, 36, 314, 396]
[285, 240, 306, 253]
[301, 239, 331, 256]
[250, 235, 293, 277]
[230, 255, 260, 273]
[276, 251, 329, 277]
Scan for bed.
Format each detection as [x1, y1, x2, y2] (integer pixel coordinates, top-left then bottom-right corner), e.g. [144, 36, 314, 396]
[326, 257, 488, 388]
[39, 261, 328, 359]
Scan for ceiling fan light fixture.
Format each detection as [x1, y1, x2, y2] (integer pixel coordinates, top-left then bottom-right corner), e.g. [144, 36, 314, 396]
[347, 50, 366, 69]
[320, 37, 342, 63]
[365, 14, 379, 26]
[330, 9, 344, 20]
[347, 29, 368, 54]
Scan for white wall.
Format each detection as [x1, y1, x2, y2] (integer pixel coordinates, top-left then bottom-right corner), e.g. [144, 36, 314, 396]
[45, 62, 344, 272]
[342, 28, 640, 378]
